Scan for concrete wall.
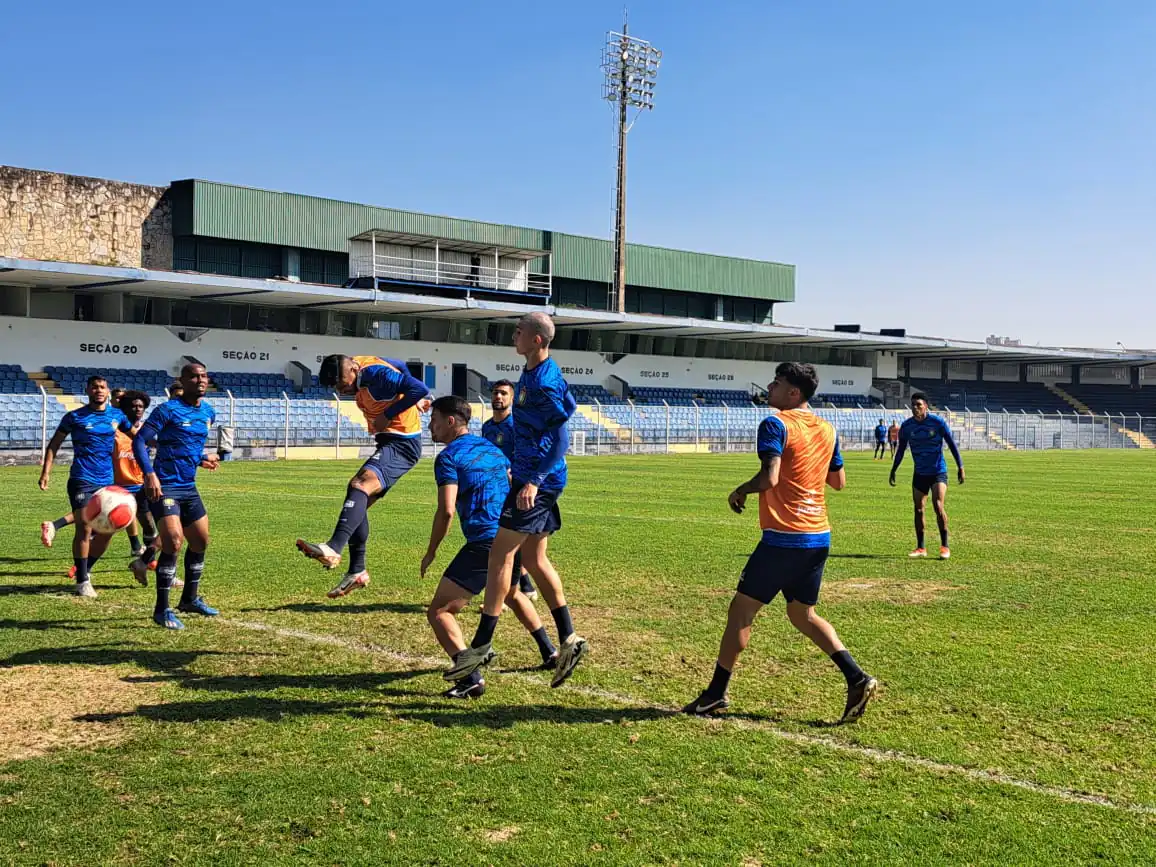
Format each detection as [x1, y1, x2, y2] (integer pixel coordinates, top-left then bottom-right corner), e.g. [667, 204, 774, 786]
[0, 166, 172, 269]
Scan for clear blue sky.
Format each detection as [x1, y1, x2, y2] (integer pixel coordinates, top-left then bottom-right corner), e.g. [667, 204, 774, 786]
[4, 0, 1155, 348]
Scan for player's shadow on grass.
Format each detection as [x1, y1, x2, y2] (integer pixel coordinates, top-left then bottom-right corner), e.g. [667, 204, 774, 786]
[0, 581, 73, 595]
[244, 601, 427, 615]
[387, 701, 676, 730]
[827, 554, 905, 560]
[122, 668, 440, 695]
[0, 555, 57, 564]
[0, 617, 93, 631]
[77, 696, 384, 725]
[1, 643, 240, 675]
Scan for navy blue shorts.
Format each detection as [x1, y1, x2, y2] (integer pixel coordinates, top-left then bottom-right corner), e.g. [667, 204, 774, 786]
[736, 543, 829, 607]
[912, 472, 949, 494]
[444, 543, 523, 597]
[361, 436, 422, 491]
[149, 487, 207, 527]
[499, 484, 562, 536]
[66, 479, 102, 513]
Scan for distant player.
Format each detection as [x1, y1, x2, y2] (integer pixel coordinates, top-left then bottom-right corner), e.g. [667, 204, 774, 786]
[888, 419, 900, 456]
[295, 355, 430, 597]
[684, 362, 877, 722]
[480, 378, 537, 601]
[889, 392, 965, 559]
[445, 312, 588, 689]
[423, 396, 558, 698]
[873, 418, 888, 460]
[38, 375, 128, 597]
[133, 363, 220, 629]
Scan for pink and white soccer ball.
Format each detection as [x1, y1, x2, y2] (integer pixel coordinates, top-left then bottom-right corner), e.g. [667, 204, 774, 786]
[82, 486, 137, 535]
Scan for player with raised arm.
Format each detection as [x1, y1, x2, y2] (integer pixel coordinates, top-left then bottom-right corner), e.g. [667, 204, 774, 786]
[445, 312, 588, 689]
[133, 363, 220, 629]
[889, 392, 965, 559]
[38, 375, 127, 598]
[423, 396, 558, 698]
[480, 378, 537, 600]
[684, 362, 877, 723]
[295, 355, 430, 598]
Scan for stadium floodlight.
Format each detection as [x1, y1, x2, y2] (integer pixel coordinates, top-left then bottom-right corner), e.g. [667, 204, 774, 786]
[602, 20, 662, 314]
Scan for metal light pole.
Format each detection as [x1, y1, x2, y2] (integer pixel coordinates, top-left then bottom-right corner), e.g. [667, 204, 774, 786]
[602, 20, 661, 314]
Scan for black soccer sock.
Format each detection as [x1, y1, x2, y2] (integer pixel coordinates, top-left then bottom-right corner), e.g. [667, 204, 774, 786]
[472, 613, 500, 648]
[53, 516, 70, 531]
[550, 605, 575, 643]
[915, 523, 925, 549]
[831, 650, 866, 685]
[86, 553, 102, 571]
[73, 556, 88, 585]
[128, 533, 141, 554]
[940, 527, 950, 548]
[531, 627, 556, 661]
[519, 571, 535, 595]
[348, 515, 370, 574]
[155, 552, 177, 614]
[327, 487, 370, 555]
[705, 662, 732, 700]
[181, 550, 205, 605]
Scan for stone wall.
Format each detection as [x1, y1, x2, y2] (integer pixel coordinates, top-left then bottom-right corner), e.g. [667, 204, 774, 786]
[0, 166, 173, 269]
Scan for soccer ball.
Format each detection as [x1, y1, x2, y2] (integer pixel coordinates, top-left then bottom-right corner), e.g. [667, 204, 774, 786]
[82, 486, 137, 536]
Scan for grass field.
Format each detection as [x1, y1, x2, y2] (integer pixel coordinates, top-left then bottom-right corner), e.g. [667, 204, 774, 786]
[1, 450, 1155, 865]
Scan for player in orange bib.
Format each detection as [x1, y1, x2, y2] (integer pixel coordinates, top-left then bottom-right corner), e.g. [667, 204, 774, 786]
[684, 362, 877, 723]
[296, 354, 430, 598]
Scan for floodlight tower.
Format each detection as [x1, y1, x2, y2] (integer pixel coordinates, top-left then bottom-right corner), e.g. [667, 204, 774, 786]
[602, 19, 661, 314]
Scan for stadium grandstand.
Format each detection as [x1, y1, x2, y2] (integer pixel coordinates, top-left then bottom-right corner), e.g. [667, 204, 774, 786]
[3, 164, 1156, 459]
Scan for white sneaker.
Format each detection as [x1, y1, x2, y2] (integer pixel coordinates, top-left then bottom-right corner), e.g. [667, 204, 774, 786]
[41, 521, 56, 548]
[327, 570, 369, 599]
[550, 634, 589, 688]
[296, 538, 341, 569]
[76, 581, 97, 598]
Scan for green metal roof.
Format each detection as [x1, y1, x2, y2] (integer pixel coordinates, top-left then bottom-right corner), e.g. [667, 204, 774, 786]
[169, 179, 794, 302]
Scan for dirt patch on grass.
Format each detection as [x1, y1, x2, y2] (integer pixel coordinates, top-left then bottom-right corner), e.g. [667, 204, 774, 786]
[824, 579, 963, 605]
[479, 826, 520, 844]
[0, 665, 155, 762]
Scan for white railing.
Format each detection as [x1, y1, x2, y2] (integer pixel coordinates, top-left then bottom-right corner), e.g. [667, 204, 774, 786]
[351, 248, 551, 296]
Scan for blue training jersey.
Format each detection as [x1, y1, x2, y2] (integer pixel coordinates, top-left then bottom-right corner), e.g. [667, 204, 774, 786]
[896, 413, 962, 476]
[874, 424, 888, 442]
[55, 404, 128, 486]
[133, 398, 216, 489]
[480, 414, 515, 461]
[511, 357, 577, 491]
[434, 433, 511, 543]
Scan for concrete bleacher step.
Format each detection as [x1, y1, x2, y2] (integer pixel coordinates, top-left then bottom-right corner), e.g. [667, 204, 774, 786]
[26, 371, 64, 395]
[1045, 383, 1090, 414]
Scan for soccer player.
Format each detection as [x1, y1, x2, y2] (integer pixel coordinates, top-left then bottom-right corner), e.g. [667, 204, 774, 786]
[873, 418, 888, 460]
[684, 362, 877, 723]
[133, 363, 220, 629]
[114, 390, 162, 585]
[888, 419, 900, 456]
[481, 378, 537, 601]
[38, 375, 128, 598]
[295, 355, 430, 597]
[445, 311, 588, 689]
[423, 396, 558, 698]
[889, 392, 965, 559]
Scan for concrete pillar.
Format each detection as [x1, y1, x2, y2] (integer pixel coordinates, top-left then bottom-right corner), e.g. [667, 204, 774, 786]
[1071, 365, 1081, 385]
[976, 360, 984, 383]
[1020, 363, 1028, 383]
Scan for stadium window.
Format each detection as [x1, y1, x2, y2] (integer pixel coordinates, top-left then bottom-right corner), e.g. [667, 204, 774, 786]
[721, 298, 735, 321]
[663, 291, 688, 318]
[640, 290, 664, 316]
[196, 241, 242, 277]
[733, 299, 755, 323]
[301, 252, 326, 285]
[687, 294, 713, 320]
[174, 237, 196, 271]
[325, 253, 349, 286]
[557, 281, 588, 308]
[241, 243, 280, 279]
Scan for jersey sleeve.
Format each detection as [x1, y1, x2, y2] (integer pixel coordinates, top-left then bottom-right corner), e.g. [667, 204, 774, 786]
[756, 415, 787, 459]
[538, 378, 576, 429]
[207, 403, 217, 425]
[55, 411, 75, 438]
[433, 451, 457, 487]
[829, 434, 844, 471]
[361, 364, 406, 401]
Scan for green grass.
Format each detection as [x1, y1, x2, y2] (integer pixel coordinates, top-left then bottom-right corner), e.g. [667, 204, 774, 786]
[1, 451, 1155, 865]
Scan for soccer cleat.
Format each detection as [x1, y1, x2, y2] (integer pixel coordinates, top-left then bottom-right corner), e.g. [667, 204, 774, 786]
[443, 644, 496, 681]
[539, 650, 559, 671]
[295, 538, 341, 570]
[682, 691, 730, 716]
[153, 609, 184, 630]
[327, 570, 369, 599]
[840, 675, 878, 724]
[75, 580, 97, 599]
[41, 521, 56, 548]
[177, 597, 219, 617]
[550, 634, 589, 688]
[129, 557, 150, 587]
[939, 547, 951, 560]
[908, 548, 928, 558]
[67, 565, 77, 581]
[442, 678, 486, 699]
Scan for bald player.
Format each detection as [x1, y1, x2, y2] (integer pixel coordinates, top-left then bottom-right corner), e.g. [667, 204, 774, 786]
[296, 354, 430, 597]
[445, 311, 588, 689]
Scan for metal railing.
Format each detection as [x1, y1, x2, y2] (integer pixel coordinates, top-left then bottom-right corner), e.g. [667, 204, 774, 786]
[350, 250, 551, 295]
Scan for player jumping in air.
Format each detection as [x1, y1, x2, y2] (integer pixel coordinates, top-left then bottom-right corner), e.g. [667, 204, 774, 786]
[295, 355, 430, 597]
[480, 378, 537, 601]
[684, 362, 877, 723]
[873, 418, 888, 460]
[133, 363, 220, 629]
[445, 312, 588, 688]
[38, 375, 128, 598]
[423, 396, 558, 698]
[890, 392, 964, 559]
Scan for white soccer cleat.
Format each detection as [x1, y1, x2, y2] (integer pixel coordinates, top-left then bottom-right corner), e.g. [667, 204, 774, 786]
[296, 538, 341, 570]
[550, 634, 589, 688]
[327, 570, 370, 599]
[41, 521, 56, 548]
[75, 581, 97, 599]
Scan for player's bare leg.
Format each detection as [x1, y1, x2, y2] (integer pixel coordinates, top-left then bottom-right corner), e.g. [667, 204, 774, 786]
[685, 591, 763, 715]
[41, 512, 74, 548]
[910, 487, 928, 557]
[297, 470, 383, 591]
[520, 533, 586, 686]
[931, 482, 950, 558]
[443, 530, 523, 681]
[786, 601, 877, 723]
